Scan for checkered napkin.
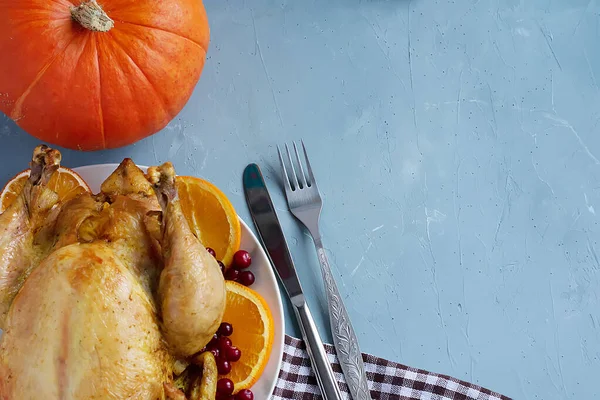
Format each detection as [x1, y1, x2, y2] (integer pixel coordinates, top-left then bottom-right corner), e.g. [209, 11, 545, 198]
[272, 336, 510, 400]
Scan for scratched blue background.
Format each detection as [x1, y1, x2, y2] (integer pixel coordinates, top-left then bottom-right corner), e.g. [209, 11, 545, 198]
[1, 0, 599, 398]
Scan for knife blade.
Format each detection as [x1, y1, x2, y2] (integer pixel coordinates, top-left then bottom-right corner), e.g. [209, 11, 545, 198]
[243, 163, 343, 400]
[242, 163, 303, 306]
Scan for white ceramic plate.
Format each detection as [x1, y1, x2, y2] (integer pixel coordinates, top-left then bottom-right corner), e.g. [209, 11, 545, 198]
[74, 164, 285, 399]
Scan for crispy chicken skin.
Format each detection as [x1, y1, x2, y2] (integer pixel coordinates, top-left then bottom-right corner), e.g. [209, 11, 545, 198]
[0, 145, 60, 329]
[148, 163, 226, 358]
[0, 148, 225, 399]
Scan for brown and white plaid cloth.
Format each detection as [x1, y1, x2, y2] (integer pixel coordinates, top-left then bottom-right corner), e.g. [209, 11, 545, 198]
[273, 336, 510, 400]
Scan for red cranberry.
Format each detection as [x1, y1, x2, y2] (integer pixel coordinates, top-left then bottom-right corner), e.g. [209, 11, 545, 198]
[218, 322, 233, 337]
[224, 346, 241, 362]
[233, 250, 252, 269]
[206, 247, 217, 257]
[216, 378, 234, 395]
[218, 261, 225, 274]
[206, 339, 218, 350]
[217, 336, 232, 350]
[217, 358, 232, 375]
[207, 334, 218, 347]
[209, 348, 220, 359]
[238, 271, 255, 286]
[224, 268, 240, 281]
[235, 389, 254, 400]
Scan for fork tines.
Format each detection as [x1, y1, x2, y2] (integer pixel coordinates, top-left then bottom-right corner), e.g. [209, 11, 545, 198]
[277, 141, 316, 192]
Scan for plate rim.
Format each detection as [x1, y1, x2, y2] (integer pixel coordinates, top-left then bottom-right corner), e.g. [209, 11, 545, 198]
[72, 163, 285, 398]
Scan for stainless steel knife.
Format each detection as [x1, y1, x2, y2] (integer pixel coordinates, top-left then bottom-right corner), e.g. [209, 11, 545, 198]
[243, 163, 343, 400]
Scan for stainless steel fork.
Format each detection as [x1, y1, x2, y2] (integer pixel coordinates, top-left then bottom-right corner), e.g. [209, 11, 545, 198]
[278, 141, 372, 400]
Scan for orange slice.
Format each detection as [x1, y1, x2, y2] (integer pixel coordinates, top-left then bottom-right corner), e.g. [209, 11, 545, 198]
[222, 281, 274, 392]
[0, 167, 91, 213]
[176, 176, 241, 267]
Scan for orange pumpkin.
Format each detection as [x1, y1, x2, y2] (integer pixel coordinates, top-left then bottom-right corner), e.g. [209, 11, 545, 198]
[0, 0, 209, 151]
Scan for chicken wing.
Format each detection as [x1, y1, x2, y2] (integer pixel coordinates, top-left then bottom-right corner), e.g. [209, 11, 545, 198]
[0, 145, 60, 328]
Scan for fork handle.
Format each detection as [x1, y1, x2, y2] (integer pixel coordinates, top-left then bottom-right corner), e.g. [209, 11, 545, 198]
[315, 239, 373, 400]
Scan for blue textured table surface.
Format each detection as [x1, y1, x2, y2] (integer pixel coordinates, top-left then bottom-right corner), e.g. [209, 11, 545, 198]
[1, 0, 599, 398]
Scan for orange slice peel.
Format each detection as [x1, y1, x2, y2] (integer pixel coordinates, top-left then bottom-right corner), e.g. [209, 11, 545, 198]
[0, 167, 91, 213]
[222, 281, 274, 392]
[176, 176, 241, 267]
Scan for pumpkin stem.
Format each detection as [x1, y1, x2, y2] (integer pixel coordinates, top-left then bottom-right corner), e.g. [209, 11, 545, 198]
[71, 0, 114, 32]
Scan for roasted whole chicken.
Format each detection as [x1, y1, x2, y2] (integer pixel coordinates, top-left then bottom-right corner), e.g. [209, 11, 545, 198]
[0, 146, 226, 399]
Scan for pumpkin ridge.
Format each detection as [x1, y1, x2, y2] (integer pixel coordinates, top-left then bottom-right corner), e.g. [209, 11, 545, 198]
[10, 33, 81, 121]
[9, 15, 71, 24]
[52, 0, 76, 7]
[107, 32, 173, 121]
[94, 35, 106, 149]
[37, 0, 74, 10]
[54, 33, 94, 145]
[118, 20, 206, 51]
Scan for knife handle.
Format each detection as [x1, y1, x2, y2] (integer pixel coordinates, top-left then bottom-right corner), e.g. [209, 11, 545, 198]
[294, 302, 343, 400]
